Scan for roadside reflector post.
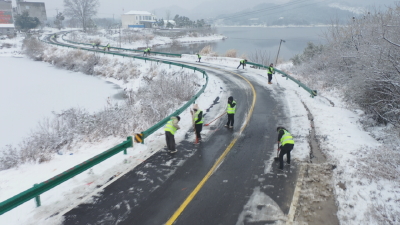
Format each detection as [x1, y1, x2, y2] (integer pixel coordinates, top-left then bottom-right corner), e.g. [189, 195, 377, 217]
[134, 133, 143, 144]
[34, 184, 41, 207]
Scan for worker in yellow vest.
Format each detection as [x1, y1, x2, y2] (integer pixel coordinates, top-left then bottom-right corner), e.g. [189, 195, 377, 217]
[268, 63, 275, 84]
[277, 126, 295, 171]
[225, 96, 236, 128]
[237, 59, 247, 69]
[197, 53, 201, 62]
[164, 116, 181, 153]
[191, 104, 203, 143]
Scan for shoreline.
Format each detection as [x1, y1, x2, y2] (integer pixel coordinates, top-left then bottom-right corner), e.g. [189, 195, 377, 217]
[213, 24, 332, 28]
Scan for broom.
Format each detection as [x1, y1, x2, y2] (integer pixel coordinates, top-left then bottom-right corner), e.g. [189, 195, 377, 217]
[204, 112, 227, 126]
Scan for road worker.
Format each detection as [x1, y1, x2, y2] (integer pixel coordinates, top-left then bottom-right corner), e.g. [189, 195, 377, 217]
[197, 53, 201, 62]
[277, 126, 295, 171]
[237, 59, 247, 69]
[191, 104, 203, 143]
[165, 116, 181, 153]
[144, 47, 151, 56]
[268, 63, 275, 84]
[225, 96, 236, 128]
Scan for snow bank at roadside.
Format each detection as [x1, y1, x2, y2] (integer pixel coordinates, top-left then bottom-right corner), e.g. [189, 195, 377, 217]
[263, 62, 397, 224]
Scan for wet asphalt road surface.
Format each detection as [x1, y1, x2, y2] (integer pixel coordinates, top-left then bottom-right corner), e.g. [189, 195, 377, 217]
[49, 35, 299, 225]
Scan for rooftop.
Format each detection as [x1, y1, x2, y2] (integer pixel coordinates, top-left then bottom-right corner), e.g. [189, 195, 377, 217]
[0, 24, 14, 28]
[124, 11, 152, 15]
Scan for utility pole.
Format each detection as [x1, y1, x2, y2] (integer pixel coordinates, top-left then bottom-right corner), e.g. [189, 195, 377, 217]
[275, 39, 285, 66]
[119, 24, 121, 48]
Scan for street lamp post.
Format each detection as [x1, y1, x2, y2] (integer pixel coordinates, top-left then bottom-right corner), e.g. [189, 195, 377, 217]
[275, 39, 286, 66]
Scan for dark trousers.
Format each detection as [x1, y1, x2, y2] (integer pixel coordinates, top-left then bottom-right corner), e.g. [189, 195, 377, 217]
[195, 123, 203, 140]
[237, 63, 244, 69]
[165, 131, 175, 151]
[279, 144, 294, 169]
[198, 57, 201, 62]
[226, 113, 234, 126]
[268, 74, 273, 83]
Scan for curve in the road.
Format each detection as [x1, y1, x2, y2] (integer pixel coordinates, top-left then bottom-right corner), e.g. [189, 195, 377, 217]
[165, 68, 257, 225]
[46, 34, 299, 225]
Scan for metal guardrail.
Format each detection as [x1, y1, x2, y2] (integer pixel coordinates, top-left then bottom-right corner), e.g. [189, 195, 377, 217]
[247, 62, 317, 97]
[62, 31, 182, 58]
[0, 35, 208, 215]
[0, 137, 133, 215]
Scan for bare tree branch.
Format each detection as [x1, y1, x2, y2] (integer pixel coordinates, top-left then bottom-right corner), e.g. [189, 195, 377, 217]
[63, 0, 99, 32]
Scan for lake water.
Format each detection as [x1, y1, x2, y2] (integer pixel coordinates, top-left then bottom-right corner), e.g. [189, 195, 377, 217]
[0, 57, 122, 148]
[154, 26, 327, 60]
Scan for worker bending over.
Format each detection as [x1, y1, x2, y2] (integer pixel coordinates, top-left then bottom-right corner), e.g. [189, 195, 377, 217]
[144, 47, 151, 56]
[277, 126, 295, 171]
[237, 59, 247, 69]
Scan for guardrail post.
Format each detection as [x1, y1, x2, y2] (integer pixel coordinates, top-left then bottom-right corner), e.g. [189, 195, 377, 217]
[203, 72, 205, 78]
[33, 184, 41, 207]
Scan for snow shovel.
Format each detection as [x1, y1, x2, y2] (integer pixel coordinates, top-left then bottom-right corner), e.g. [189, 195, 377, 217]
[205, 112, 227, 126]
[274, 148, 280, 161]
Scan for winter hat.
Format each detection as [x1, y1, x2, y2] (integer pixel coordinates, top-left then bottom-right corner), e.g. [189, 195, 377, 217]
[228, 96, 233, 101]
[177, 116, 181, 121]
[193, 104, 199, 110]
[276, 126, 287, 132]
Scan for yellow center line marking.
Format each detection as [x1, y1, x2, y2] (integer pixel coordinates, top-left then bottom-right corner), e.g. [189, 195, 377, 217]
[166, 68, 257, 225]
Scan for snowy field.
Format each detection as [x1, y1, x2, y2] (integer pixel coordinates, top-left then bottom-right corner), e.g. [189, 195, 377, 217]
[0, 56, 121, 147]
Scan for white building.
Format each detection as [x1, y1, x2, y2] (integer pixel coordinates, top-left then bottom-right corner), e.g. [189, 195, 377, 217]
[121, 11, 157, 29]
[0, 23, 14, 35]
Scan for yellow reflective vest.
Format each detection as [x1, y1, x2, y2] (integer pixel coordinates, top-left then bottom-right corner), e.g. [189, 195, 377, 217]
[164, 119, 177, 135]
[227, 100, 236, 114]
[280, 129, 294, 146]
[194, 110, 203, 124]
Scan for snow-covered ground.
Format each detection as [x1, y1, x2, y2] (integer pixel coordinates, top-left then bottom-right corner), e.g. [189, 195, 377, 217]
[64, 29, 226, 50]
